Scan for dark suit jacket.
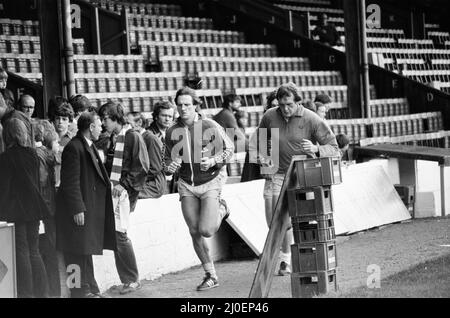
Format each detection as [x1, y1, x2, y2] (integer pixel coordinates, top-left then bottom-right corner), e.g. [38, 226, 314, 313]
[56, 133, 116, 255]
[0, 146, 50, 223]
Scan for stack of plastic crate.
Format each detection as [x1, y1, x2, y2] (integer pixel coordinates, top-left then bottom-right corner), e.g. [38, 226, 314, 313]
[287, 157, 342, 298]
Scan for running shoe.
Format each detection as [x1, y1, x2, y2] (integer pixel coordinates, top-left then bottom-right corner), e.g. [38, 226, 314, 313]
[196, 273, 219, 291]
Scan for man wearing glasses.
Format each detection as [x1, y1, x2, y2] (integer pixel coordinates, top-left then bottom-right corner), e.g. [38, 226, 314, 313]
[17, 94, 36, 119]
[0, 90, 34, 152]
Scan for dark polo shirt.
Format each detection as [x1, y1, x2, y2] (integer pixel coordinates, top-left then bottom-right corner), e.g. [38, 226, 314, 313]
[250, 104, 339, 174]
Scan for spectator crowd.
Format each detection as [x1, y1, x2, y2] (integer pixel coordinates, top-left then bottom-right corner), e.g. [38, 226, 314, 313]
[0, 78, 346, 298]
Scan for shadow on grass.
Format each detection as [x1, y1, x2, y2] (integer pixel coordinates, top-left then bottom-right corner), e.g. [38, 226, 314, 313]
[320, 253, 450, 298]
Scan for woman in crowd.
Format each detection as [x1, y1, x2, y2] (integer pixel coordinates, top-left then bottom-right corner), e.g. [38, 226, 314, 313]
[0, 118, 50, 298]
[234, 110, 249, 152]
[235, 110, 248, 132]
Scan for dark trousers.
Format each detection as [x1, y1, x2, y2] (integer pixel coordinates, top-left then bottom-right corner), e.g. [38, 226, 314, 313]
[39, 218, 61, 297]
[63, 253, 99, 298]
[114, 231, 139, 284]
[15, 221, 49, 298]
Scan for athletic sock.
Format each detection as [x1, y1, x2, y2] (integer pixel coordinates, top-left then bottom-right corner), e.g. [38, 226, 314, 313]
[203, 262, 217, 280]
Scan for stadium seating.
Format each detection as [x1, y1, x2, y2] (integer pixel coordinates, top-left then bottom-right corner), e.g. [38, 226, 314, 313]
[73, 72, 184, 94]
[369, 98, 410, 117]
[82, 88, 224, 112]
[0, 53, 40, 73]
[275, 4, 343, 15]
[72, 39, 85, 55]
[128, 14, 214, 30]
[88, 0, 183, 16]
[138, 41, 278, 61]
[0, 18, 40, 36]
[129, 27, 245, 45]
[1, 0, 448, 181]
[197, 71, 343, 91]
[73, 54, 145, 74]
[159, 56, 310, 73]
[328, 112, 443, 143]
[0, 35, 40, 54]
[274, 0, 450, 95]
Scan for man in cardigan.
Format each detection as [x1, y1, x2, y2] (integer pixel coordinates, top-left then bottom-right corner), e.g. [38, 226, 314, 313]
[98, 101, 149, 295]
[56, 112, 116, 298]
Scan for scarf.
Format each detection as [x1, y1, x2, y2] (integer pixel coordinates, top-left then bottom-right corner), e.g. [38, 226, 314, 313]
[110, 124, 131, 186]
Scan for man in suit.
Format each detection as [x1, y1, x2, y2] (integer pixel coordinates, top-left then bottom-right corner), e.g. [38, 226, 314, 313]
[56, 111, 116, 298]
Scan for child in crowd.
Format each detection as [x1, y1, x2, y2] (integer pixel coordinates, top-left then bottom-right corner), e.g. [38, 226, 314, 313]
[235, 110, 248, 132]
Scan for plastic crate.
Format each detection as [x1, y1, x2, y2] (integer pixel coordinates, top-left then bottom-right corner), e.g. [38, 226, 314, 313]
[294, 157, 342, 189]
[291, 242, 337, 273]
[287, 186, 334, 217]
[292, 212, 334, 227]
[292, 214, 335, 244]
[291, 269, 338, 298]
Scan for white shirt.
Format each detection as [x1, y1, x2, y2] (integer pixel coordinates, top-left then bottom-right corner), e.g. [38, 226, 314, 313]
[84, 136, 93, 147]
